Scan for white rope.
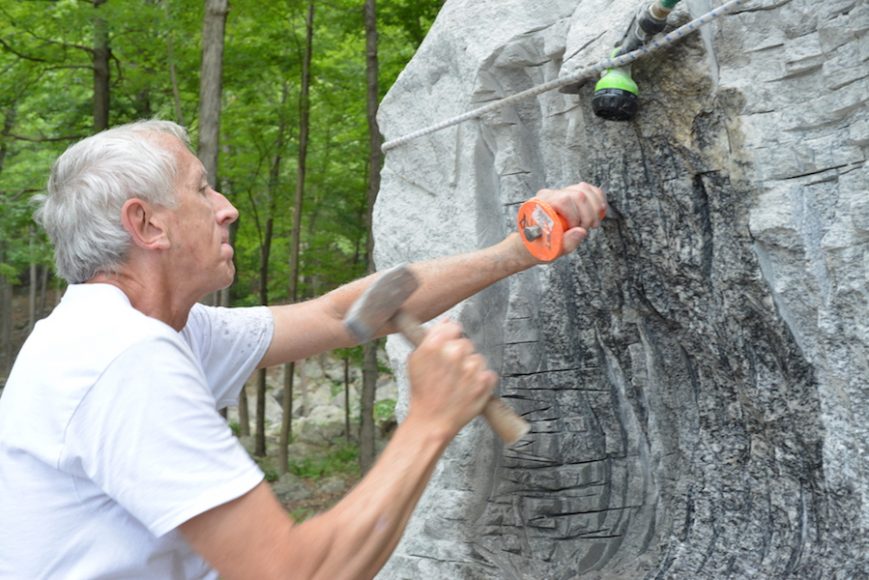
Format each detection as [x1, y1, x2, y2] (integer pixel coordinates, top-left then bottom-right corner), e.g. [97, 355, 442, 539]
[382, 0, 749, 152]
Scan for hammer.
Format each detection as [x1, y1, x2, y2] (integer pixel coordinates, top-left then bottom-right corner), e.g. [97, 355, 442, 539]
[344, 264, 530, 445]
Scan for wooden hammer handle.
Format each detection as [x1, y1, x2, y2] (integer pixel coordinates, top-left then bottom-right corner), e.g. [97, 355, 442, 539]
[392, 310, 530, 445]
[392, 310, 428, 347]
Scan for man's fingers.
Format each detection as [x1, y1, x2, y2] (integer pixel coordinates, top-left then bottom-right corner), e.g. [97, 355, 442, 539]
[406, 319, 499, 434]
[572, 183, 606, 229]
[419, 321, 486, 376]
[575, 191, 598, 230]
[461, 355, 498, 408]
[425, 318, 463, 344]
[562, 227, 588, 254]
[540, 182, 607, 231]
[461, 352, 489, 375]
[440, 336, 475, 364]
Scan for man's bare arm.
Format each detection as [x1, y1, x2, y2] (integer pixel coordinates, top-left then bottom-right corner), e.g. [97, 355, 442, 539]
[259, 232, 533, 368]
[179, 423, 443, 580]
[181, 321, 497, 579]
[258, 183, 606, 369]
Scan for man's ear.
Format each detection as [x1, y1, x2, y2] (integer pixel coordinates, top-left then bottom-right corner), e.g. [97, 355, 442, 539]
[120, 198, 170, 250]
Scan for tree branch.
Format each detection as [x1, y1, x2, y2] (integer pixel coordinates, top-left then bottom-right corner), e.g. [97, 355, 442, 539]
[0, 36, 49, 63]
[7, 132, 85, 143]
[0, 6, 95, 56]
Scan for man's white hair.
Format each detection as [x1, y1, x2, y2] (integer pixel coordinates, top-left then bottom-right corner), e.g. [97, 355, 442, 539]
[36, 120, 191, 284]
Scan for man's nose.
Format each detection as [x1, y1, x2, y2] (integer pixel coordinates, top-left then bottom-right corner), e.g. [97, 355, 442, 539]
[214, 191, 239, 225]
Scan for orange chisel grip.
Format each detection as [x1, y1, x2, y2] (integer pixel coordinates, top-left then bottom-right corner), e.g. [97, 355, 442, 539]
[517, 198, 570, 262]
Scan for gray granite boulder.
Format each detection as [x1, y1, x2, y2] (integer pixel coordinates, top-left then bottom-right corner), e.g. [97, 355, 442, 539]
[374, 0, 867, 578]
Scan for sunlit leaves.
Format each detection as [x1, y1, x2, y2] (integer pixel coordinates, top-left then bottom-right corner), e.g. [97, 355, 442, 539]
[0, 0, 442, 302]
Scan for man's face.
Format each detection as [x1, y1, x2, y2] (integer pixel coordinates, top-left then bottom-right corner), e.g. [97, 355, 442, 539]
[161, 135, 239, 296]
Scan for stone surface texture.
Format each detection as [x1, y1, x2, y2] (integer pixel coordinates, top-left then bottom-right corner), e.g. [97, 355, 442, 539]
[374, 0, 867, 578]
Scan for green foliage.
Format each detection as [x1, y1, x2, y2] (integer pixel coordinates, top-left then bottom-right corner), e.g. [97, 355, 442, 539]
[289, 442, 359, 480]
[334, 345, 364, 366]
[255, 456, 281, 483]
[329, 378, 344, 399]
[0, 0, 443, 529]
[289, 506, 316, 522]
[379, 0, 444, 88]
[0, 0, 443, 398]
[374, 398, 396, 423]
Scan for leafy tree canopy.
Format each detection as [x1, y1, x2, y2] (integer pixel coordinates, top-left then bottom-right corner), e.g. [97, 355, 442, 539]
[0, 0, 441, 305]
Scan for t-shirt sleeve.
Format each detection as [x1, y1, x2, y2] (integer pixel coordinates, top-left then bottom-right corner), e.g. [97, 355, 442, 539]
[63, 335, 264, 538]
[182, 304, 274, 407]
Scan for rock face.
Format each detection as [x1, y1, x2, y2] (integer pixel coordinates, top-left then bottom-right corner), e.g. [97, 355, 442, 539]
[374, 0, 867, 578]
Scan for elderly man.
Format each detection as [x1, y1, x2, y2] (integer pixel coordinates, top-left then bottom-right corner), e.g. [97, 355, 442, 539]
[0, 120, 606, 579]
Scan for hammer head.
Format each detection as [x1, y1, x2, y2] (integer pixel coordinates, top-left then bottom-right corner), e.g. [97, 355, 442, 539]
[344, 264, 419, 343]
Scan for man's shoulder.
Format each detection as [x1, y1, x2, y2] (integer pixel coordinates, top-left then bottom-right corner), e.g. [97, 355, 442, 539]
[8, 285, 185, 395]
[52, 283, 179, 342]
[0, 286, 182, 459]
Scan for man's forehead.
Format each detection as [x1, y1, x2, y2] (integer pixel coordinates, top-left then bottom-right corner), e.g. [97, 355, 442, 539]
[158, 134, 207, 184]
[185, 159, 208, 188]
[194, 165, 208, 184]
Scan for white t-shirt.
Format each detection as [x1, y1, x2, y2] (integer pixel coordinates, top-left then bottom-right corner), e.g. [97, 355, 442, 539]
[0, 284, 274, 579]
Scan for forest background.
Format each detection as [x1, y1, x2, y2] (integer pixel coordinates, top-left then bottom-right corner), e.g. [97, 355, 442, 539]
[0, 0, 442, 490]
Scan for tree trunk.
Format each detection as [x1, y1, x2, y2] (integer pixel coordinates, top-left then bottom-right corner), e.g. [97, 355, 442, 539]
[360, 341, 379, 471]
[0, 113, 10, 380]
[198, 0, 228, 187]
[218, 195, 237, 309]
[359, 0, 384, 475]
[0, 107, 14, 171]
[38, 263, 49, 316]
[197, 0, 229, 307]
[28, 228, 36, 333]
[227, 214, 249, 436]
[0, 111, 14, 380]
[279, 0, 315, 475]
[344, 356, 351, 443]
[299, 359, 309, 416]
[281, 364, 294, 454]
[237, 392, 250, 436]
[0, 243, 11, 380]
[0, 290, 10, 380]
[92, 0, 110, 131]
[166, 16, 185, 126]
[253, 214, 273, 458]
[253, 368, 267, 456]
[252, 77, 292, 457]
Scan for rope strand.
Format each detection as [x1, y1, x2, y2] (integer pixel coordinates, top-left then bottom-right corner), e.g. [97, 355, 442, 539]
[382, 0, 749, 152]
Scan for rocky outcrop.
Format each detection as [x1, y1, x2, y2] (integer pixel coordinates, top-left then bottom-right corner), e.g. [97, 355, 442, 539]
[231, 354, 397, 443]
[374, 0, 867, 577]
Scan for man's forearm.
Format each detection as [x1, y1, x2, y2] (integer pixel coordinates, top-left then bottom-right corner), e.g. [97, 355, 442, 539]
[183, 321, 498, 580]
[262, 233, 537, 367]
[330, 233, 537, 339]
[293, 236, 547, 575]
[399, 233, 537, 328]
[178, 416, 449, 580]
[263, 183, 606, 368]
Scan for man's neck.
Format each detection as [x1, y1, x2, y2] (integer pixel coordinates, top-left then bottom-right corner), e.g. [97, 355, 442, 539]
[88, 271, 194, 331]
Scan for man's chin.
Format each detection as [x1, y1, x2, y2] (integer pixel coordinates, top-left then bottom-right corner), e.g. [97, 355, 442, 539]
[205, 264, 236, 297]
[219, 264, 236, 290]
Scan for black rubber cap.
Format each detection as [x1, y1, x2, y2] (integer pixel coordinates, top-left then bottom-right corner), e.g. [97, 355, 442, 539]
[592, 89, 639, 122]
[639, 15, 667, 36]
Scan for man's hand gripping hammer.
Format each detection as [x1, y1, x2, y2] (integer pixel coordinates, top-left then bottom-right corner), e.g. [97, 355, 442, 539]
[343, 264, 530, 445]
